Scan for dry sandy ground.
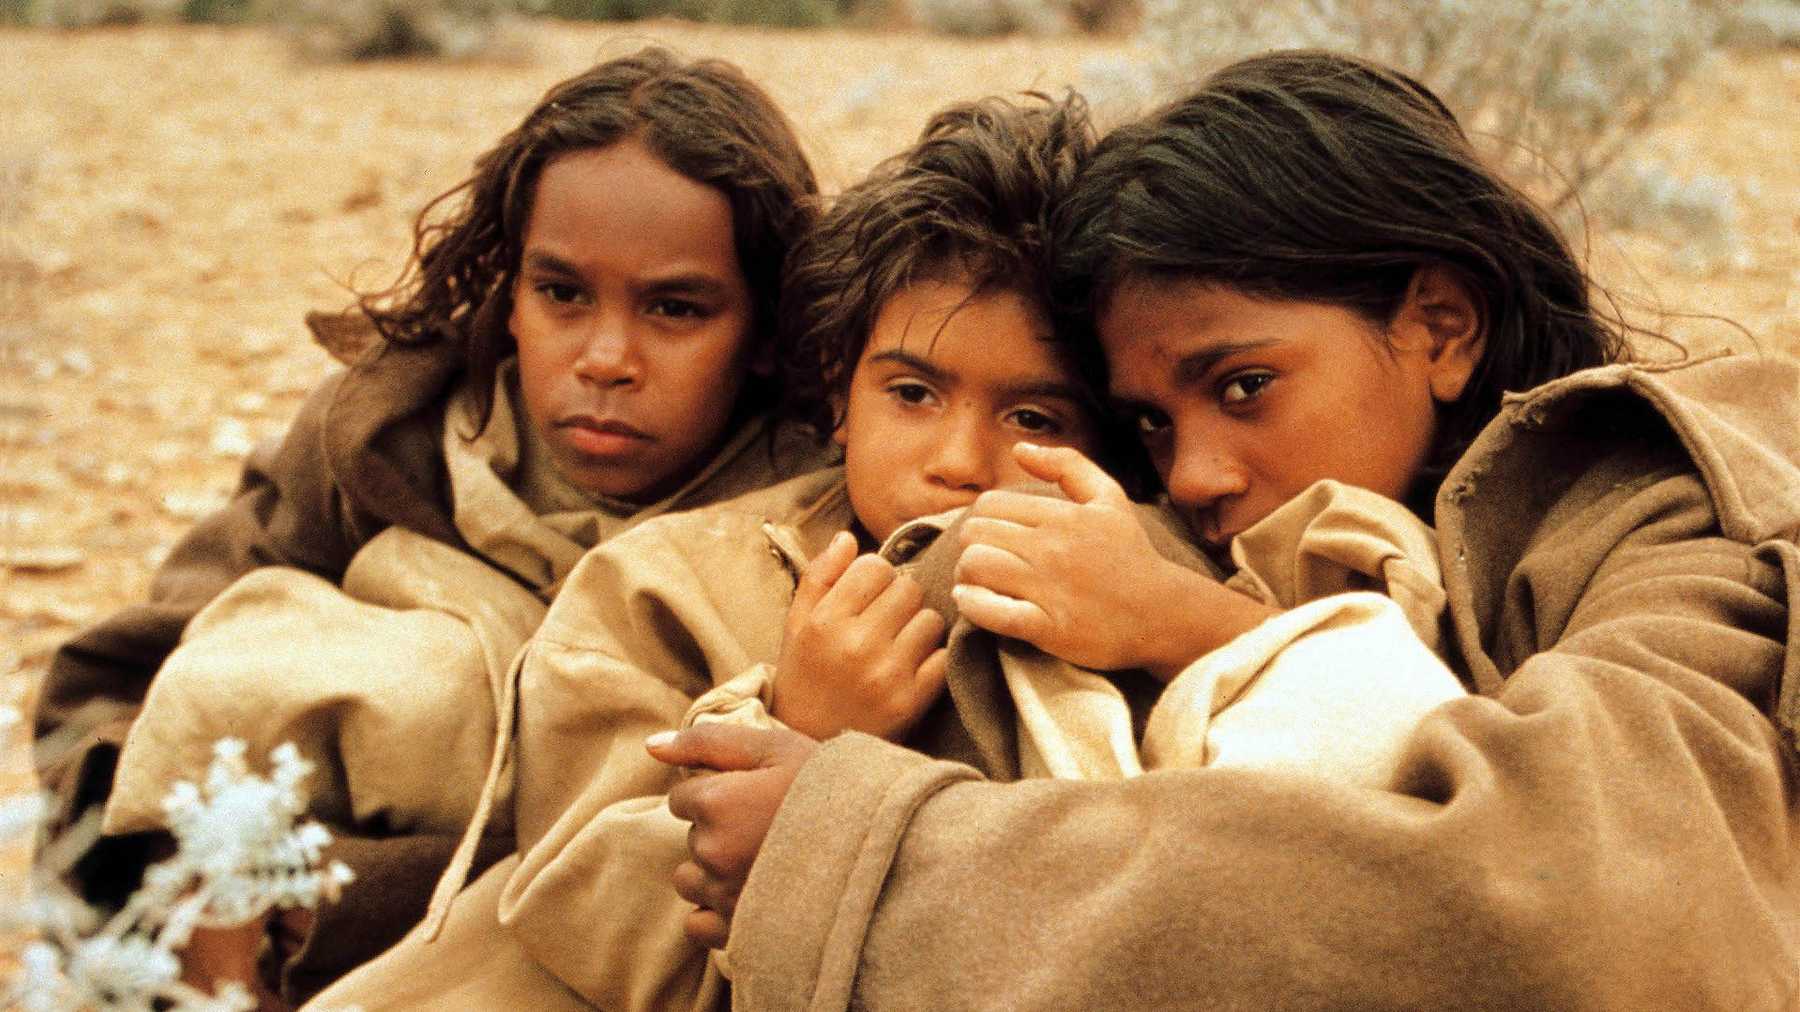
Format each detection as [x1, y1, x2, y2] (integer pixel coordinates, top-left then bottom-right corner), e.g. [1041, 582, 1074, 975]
[0, 20, 1795, 783]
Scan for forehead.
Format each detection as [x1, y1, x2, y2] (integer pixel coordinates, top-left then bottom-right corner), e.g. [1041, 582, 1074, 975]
[1099, 279, 1382, 393]
[867, 280, 1066, 376]
[525, 140, 738, 269]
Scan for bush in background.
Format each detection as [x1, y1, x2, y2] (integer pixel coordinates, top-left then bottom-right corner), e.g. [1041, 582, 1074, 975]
[252, 0, 515, 60]
[1722, 0, 1800, 48]
[533, 0, 836, 27]
[1585, 162, 1744, 272]
[906, 0, 1061, 36]
[1109, 0, 1742, 268]
[2, 0, 181, 25]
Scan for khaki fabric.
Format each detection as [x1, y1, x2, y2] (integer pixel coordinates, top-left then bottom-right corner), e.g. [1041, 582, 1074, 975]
[41, 326, 834, 1004]
[475, 472, 1454, 1008]
[303, 856, 595, 1012]
[103, 526, 545, 840]
[102, 366, 828, 852]
[488, 468, 849, 1012]
[691, 480, 1462, 790]
[728, 354, 1800, 1011]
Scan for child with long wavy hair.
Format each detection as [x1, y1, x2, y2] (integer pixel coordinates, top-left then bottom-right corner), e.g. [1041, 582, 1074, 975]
[35, 46, 827, 1008]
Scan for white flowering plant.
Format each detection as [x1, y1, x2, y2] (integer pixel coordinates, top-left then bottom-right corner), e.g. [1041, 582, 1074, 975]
[3, 705, 354, 1012]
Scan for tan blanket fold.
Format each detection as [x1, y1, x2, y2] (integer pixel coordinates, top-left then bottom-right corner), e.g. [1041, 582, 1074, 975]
[299, 855, 598, 1012]
[103, 526, 545, 840]
[687, 479, 1463, 793]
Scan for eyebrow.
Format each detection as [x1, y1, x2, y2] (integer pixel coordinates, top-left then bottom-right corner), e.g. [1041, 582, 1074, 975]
[867, 348, 1088, 403]
[519, 250, 732, 297]
[1171, 339, 1281, 387]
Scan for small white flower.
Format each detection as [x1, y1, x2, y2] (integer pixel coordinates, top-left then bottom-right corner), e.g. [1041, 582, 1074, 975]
[4, 737, 351, 1011]
[63, 934, 182, 1010]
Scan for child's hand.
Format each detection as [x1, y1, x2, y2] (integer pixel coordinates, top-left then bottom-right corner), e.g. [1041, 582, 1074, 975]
[953, 443, 1276, 680]
[771, 530, 949, 741]
[647, 724, 820, 950]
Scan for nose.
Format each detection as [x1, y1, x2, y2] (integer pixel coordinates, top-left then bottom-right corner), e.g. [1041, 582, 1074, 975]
[572, 315, 641, 389]
[924, 406, 994, 494]
[1162, 430, 1247, 513]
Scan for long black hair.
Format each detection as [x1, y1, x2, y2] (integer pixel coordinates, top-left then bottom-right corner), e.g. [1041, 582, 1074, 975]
[1055, 49, 1626, 502]
[360, 46, 818, 427]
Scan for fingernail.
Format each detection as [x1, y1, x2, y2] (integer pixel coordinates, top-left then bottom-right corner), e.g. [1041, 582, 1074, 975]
[644, 730, 677, 750]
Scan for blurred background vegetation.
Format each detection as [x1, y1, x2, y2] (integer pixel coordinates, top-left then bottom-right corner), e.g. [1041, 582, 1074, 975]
[6, 0, 1792, 259]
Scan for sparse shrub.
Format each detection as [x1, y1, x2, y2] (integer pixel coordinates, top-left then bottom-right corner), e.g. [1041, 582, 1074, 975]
[5, 0, 183, 25]
[533, 0, 670, 19]
[908, 0, 1062, 36]
[1722, 0, 1800, 49]
[534, 0, 835, 24]
[180, 0, 256, 22]
[1586, 162, 1744, 272]
[1136, 0, 1728, 216]
[1064, 0, 1135, 33]
[268, 0, 511, 60]
[694, 0, 835, 27]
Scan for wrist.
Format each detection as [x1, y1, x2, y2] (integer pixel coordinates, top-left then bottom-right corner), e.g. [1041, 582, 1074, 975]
[1143, 566, 1277, 682]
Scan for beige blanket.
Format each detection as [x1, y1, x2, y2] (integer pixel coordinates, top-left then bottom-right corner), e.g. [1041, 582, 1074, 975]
[690, 479, 1465, 791]
[104, 525, 546, 840]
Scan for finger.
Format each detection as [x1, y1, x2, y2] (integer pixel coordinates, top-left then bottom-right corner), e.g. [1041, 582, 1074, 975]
[666, 769, 713, 824]
[956, 514, 1044, 558]
[1013, 442, 1129, 507]
[951, 583, 1053, 644]
[953, 542, 1038, 602]
[858, 570, 927, 636]
[890, 605, 947, 669]
[912, 646, 949, 701]
[793, 530, 858, 614]
[672, 859, 740, 918]
[814, 552, 897, 621]
[684, 906, 731, 950]
[968, 488, 1073, 527]
[648, 724, 784, 774]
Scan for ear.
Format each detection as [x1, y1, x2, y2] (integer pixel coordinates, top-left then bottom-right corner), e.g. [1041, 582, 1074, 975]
[1393, 264, 1485, 403]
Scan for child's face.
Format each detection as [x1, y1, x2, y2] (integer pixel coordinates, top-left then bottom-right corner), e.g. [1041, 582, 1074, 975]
[511, 139, 755, 503]
[1100, 279, 1458, 547]
[836, 278, 1101, 543]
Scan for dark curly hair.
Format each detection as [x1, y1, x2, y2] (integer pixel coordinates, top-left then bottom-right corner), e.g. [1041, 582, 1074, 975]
[1054, 49, 1628, 512]
[359, 46, 818, 426]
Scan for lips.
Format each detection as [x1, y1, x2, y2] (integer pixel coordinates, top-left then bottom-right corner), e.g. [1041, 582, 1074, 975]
[555, 415, 653, 457]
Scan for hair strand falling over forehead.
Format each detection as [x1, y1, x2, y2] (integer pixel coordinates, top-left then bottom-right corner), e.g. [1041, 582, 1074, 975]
[781, 91, 1106, 437]
[357, 46, 817, 428]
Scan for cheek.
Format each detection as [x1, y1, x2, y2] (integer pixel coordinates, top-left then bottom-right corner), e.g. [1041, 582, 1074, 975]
[665, 328, 753, 415]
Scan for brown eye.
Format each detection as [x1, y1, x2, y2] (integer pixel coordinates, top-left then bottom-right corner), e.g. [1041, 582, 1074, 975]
[536, 281, 584, 304]
[1008, 407, 1062, 435]
[648, 298, 708, 320]
[887, 381, 934, 406]
[1220, 371, 1274, 405]
[1134, 407, 1172, 436]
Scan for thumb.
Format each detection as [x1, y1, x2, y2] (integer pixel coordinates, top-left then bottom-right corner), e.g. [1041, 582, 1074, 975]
[646, 723, 787, 772]
[1013, 442, 1126, 507]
